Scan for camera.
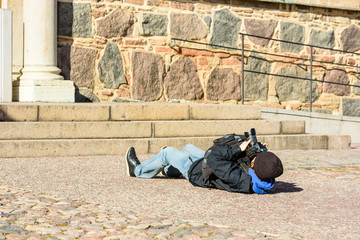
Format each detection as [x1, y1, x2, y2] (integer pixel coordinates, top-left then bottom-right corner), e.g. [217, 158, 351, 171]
[243, 128, 267, 160]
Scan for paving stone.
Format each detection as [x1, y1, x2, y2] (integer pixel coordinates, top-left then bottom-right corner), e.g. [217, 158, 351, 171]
[244, 18, 278, 47]
[323, 69, 350, 96]
[210, 8, 241, 48]
[96, 9, 134, 38]
[341, 25, 360, 52]
[140, 13, 168, 36]
[70, 46, 97, 88]
[170, 13, 208, 40]
[280, 22, 305, 53]
[244, 53, 271, 100]
[131, 51, 165, 101]
[165, 57, 203, 100]
[274, 65, 319, 103]
[309, 29, 335, 48]
[98, 42, 126, 89]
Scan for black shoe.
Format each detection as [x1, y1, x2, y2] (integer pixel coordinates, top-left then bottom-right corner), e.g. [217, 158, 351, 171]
[125, 147, 141, 177]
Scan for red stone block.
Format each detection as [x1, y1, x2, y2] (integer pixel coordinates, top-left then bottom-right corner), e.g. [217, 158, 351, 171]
[196, 57, 208, 65]
[221, 58, 241, 65]
[195, 3, 212, 10]
[181, 48, 213, 56]
[101, 90, 113, 96]
[148, 38, 167, 46]
[155, 47, 173, 53]
[171, 1, 194, 11]
[321, 56, 335, 63]
[124, 39, 147, 46]
[215, 52, 231, 58]
[347, 58, 356, 66]
[125, 0, 144, 5]
[92, 9, 106, 18]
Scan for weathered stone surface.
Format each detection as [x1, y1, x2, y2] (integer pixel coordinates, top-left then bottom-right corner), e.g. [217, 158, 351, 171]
[280, 22, 305, 53]
[352, 79, 360, 95]
[210, 9, 241, 48]
[244, 53, 271, 100]
[203, 15, 212, 27]
[170, 13, 208, 40]
[75, 88, 100, 102]
[309, 29, 335, 49]
[96, 9, 134, 38]
[206, 68, 241, 101]
[57, 45, 71, 80]
[140, 13, 168, 36]
[70, 46, 97, 88]
[341, 98, 360, 117]
[58, 3, 93, 38]
[131, 52, 165, 101]
[341, 25, 360, 52]
[165, 57, 203, 100]
[274, 65, 319, 103]
[98, 43, 126, 89]
[58, 2, 73, 36]
[244, 19, 278, 47]
[323, 69, 350, 96]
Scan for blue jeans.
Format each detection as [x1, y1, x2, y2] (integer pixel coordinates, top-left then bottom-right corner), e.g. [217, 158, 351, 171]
[135, 144, 205, 180]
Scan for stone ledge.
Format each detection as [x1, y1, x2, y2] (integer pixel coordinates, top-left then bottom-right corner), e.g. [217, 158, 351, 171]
[191, 104, 261, 120]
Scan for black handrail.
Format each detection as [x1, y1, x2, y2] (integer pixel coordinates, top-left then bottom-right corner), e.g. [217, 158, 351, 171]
[171, 34, 360, 112]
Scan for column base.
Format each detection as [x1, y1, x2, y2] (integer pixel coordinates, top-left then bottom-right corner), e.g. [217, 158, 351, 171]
[13, 79, 75, 102]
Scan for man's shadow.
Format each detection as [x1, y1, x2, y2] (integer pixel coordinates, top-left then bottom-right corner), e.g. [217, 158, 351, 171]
[270, 181, 303, 194]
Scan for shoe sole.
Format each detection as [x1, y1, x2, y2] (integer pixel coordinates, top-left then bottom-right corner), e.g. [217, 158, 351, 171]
[125, 147, 132, 177]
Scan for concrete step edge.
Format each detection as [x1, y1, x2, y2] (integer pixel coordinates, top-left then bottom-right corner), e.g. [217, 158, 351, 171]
[0, 134, 351, 158]
[0, 103, 261, 121]
[0, 120, 306, 139]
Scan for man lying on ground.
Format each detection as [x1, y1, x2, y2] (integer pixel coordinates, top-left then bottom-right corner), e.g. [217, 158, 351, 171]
[125, 138, 283, 194]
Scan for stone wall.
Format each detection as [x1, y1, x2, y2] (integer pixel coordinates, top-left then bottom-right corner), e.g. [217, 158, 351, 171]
[57, 0, 360, 116]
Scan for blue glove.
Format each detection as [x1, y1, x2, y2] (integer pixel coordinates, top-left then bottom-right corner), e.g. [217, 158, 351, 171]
[248, 168, 274, 194]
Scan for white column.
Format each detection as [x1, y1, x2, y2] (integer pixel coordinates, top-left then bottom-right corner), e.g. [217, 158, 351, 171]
[0, 9, 12, 102]
[14, 0, 74, 102]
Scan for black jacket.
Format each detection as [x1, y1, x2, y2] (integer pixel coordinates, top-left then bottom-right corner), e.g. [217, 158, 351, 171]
[188, 145, 253, 193]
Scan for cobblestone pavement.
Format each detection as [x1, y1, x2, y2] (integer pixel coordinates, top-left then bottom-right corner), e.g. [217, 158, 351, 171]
[0, 145, 359, 239]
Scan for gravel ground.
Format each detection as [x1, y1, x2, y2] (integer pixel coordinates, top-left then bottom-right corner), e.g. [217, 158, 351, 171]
[0, 146, 359, 239]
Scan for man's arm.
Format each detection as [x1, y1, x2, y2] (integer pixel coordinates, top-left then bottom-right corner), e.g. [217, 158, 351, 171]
[205, 144, 252, 192]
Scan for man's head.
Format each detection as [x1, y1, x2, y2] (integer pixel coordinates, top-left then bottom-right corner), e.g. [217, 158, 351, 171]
[250, 152, 283, 181]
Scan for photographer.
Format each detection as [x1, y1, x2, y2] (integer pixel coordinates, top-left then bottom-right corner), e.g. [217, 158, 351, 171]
[125, 137, 283, 194]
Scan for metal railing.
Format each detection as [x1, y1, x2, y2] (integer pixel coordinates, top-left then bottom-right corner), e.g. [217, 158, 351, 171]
[171, 33, 360, 112]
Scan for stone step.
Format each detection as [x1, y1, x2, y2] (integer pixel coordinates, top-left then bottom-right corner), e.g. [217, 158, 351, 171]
[0, 120, 305, 140]
[0, 103, 261, 121]
[0, 134, 350, 158]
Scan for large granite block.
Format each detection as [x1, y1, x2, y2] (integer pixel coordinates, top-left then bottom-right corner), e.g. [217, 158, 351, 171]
[274, 65, 319, 103]
[210, 9, 241, 48]
[131, 52, 165, 101]
[206, 68, 241, 101]
[280, 22, 304, 53]
[98, 43, 126, 89]
[165, 57, 203, 100]
[170, 13, 207, 40]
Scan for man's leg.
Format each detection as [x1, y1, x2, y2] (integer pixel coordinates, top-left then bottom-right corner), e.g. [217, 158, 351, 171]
[135, 146, 197, 180]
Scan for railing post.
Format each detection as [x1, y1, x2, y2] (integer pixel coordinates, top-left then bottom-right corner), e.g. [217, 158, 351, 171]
[241, 34, 245, 105]
[310, 46, 313, 112]
[0, 9, 12, 102]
